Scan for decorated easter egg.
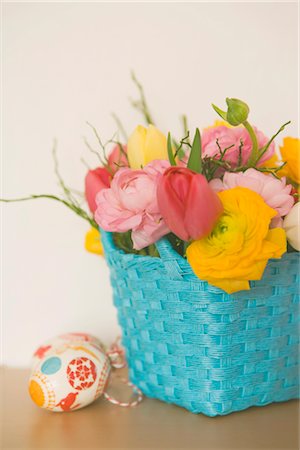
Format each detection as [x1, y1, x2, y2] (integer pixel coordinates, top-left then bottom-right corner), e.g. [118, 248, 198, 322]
[29, 333, 111, 412]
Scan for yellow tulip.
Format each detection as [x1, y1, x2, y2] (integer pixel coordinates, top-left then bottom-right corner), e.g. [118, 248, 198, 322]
[85, 227, 103, 256]
[127, 124, 168, 169]
[186, 187, 286, 294]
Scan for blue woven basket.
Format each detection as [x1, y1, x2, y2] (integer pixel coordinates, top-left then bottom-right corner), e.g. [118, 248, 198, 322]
[101, 229, 300, 416]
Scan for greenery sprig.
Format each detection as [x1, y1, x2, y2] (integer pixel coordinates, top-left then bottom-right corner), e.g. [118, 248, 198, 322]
[1, 142, 97, 229]
[130, 71, 155, 125]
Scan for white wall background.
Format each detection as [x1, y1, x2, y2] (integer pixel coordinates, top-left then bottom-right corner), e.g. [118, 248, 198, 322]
[2, 2, 299, 366]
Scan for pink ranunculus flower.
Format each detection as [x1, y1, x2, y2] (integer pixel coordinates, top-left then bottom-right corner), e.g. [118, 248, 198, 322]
[95, 159, 170, 250]
[202, 125, 275, 166]
[209, 169, 294, 226]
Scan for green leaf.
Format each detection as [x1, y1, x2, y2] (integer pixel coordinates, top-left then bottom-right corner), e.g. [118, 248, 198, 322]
[112, 231, 159, 256]
[187, 128, 202, 173]
[167, 132, 176, 166]
[212, 104, 227, 121]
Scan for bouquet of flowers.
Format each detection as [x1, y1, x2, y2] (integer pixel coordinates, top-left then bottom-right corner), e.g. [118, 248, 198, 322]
[84, 98, 299, 294]
[4, 81, 299, 294]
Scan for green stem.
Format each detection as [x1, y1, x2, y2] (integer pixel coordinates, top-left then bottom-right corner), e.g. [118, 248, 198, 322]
[131, 71, 154, 125]
[243, 120, 259, 167]
[183, 241, 189, 257]
[181, 115, 190, 143]
[52, 143, 81, 208]
[111, 113, 128, 141]
[1, 195, 98, 229]
[252, 120, 291, 166]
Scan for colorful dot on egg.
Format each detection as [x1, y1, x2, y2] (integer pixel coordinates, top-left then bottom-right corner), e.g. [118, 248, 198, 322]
[41, 356, 62, 375]
[29, 380, 45, 407]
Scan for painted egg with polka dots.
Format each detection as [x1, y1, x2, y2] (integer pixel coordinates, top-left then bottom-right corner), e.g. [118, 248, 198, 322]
[28, 333, 111, 412]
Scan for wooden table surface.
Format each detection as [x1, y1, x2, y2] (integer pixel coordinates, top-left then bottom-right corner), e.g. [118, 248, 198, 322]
[1, 367, 299, 450]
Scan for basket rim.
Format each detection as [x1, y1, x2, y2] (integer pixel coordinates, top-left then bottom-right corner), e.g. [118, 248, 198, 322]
[100, 228, 184, 263]
[100, 228, 300, 296]
[100, 228, 300, 265]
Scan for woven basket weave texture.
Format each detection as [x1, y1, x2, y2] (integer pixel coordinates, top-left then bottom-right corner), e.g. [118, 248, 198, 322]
[101, 230, 300, 416]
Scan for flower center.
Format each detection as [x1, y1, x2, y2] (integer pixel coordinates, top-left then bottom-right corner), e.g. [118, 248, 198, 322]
[209, 214, 244, 254]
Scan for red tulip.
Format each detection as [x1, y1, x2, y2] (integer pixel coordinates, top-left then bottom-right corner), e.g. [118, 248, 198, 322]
[85, 167, 111, 213]
[157, 167, 223, 241]
[107, 144, 128, 174]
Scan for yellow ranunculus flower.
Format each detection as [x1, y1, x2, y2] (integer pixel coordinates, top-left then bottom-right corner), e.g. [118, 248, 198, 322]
[260, 153, 280, 169]
[279, 137, 300, 184]
[204, 120, 231, 130]
[127, 124, 168, 169]
[186, 187, 286, 294]
[85, 227, 103, 256]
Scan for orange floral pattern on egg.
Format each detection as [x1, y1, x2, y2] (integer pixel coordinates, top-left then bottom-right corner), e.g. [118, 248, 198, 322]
[66, 357, 97, 390]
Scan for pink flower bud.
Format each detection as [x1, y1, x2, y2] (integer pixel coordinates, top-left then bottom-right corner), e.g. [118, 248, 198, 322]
[85, 167, 111, 213]
[107, 145, 128, 174]
[157, 167, 223, 241]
